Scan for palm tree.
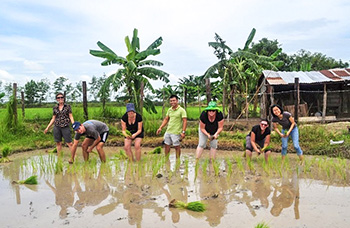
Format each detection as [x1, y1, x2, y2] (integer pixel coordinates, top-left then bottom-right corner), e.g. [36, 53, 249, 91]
[90, 28, 169, 114]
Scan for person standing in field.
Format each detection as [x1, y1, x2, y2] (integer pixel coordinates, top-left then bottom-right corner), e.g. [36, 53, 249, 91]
[121, 103, 144, 161]
[271, 104, 304, 163]
[44, 92, 74, 159]
[245, 119, 272, 162]
[195, 101, 224, 161]
[71, 120, 109, 163]
[156, 95, 187, 159]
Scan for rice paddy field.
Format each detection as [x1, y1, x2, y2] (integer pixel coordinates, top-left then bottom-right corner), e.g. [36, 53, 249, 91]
[1, 147, 350, 228]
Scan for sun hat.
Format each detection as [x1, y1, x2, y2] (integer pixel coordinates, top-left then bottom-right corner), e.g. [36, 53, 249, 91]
[204, 101, 220, 111]
[126, 103, 136, 112]
[72, 121, 81, 131]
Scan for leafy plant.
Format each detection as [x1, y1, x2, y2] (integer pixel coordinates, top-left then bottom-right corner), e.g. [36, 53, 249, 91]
[0, 146, 11, 163]
[149, 146, 162, 154]
[255, 222, 270, 228]
[13, 175, 38, 185]
[169, 199, 206, 212]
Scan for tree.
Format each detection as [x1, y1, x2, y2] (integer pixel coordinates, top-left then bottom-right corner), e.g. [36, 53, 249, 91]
[90, 28, 169, 114]
[24, 80, 38, 104]
[36, 79, 50, 104]
[53, 76, 68, 95]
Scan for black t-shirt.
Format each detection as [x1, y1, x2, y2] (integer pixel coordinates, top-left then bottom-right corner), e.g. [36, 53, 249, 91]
[121, 112, 144, 135]
[248, 125, 271, 141]
[200, 111, 224, 135]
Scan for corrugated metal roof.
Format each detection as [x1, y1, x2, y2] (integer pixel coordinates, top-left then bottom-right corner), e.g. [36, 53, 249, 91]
[262, 69, 349, 85]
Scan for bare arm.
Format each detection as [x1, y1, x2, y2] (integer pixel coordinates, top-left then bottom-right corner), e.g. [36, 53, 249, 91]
[69, 113, 74, 124]
[285, 116, 296, 137]
[132, 121, 143, 139]
[200, 121, 211, 137]
[87, 136, 102, 153]
[250, 132, 260, 153]
[180, 117, 187, 138]
[214, 119, 224, 139]
[156, 116, 170, 135]
[44, 115, 56, 134]
[273, 122, 283, 137]
[121, 120, 130, 138]
[263, 134, 271, 148]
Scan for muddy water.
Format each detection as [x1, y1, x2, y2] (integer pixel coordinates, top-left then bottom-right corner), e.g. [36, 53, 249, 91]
[1, 147, 349, 228]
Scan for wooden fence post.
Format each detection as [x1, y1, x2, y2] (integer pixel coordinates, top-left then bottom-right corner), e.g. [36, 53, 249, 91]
[322, 83, 327, 123]
[13, 83, 18, 126]
[294, 77, 299, 123]
[82, 81, 88, 120]
[21, 91, 25, 119]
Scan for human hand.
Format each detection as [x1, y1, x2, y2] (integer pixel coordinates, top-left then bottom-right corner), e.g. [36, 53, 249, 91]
[180, 133, 185, 139]
[156, 128, 162, 135]
[44, 128, 48, 134]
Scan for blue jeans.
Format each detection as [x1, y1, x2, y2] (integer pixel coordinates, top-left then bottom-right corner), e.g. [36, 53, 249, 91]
[281, 127, 303, 156]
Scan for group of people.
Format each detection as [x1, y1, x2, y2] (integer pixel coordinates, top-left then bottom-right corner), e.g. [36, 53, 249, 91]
[44, 93, 304, 164]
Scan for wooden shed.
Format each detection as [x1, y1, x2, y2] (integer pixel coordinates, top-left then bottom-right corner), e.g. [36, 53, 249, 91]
[259, 68, 350, 122]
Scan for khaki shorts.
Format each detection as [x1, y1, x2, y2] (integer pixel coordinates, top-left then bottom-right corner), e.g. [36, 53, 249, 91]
[164, 133, 181, 146]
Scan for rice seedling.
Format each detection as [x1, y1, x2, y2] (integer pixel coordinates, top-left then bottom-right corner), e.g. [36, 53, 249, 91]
[0, 146, 11, 163]
[169, 199, 206, 212]
[149, 146, 162, 154]
[202, 159, 209, 176]
[213, 160, 220, 176]
[225, 158, 233, 177]
[260, 145, 272, 152]
[255, 222, 270, 228]
[13, 175, 38, 185]
[48, 148, 57, 153]
[234, 155, 245, 174]
[114, 150, 128, 160]
[184, 156, 189, 177]
[194, 161, 199, 180]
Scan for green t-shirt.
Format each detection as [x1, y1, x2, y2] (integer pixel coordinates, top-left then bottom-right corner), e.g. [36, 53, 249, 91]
[165, 106, 187, 134]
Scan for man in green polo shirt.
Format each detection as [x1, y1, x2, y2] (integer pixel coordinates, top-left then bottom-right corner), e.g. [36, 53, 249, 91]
[156, 95, 187, 158]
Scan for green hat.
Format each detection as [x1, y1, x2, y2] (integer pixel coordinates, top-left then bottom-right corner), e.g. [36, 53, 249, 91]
[204, 101, 220, 111]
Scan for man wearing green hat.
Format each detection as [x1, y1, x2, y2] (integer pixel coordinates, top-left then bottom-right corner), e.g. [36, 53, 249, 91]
[195, 101, 224, 161]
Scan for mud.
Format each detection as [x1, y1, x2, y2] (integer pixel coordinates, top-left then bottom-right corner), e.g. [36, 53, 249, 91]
[0, 147, 349, 228]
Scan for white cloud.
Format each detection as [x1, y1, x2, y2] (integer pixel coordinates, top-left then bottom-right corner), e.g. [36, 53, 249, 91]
[0, 69, 14, 81]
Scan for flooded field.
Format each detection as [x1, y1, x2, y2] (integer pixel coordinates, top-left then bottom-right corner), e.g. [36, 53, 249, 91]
[1, 147, 350, 228]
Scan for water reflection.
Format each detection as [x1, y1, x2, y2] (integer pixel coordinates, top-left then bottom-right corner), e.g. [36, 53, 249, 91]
[271, 172, 300, 219]
[0, 149, 349, 228]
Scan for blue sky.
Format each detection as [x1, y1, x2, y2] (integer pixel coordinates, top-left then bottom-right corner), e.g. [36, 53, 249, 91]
[1, 0, 349, 89]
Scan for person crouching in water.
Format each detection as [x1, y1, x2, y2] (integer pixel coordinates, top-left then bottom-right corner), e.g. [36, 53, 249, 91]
[195, 101, 224, 161]
[70, 120, 109, 163]
[271, 104, 304, 163]
[245, 119, 271, 163]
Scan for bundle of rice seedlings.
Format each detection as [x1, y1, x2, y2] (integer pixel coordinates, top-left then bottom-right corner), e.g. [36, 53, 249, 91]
[169, 199, 206, 212]
[150, 146, 162, 154]
[261, 145, 272, 152]
[255, 222, 270, 228]
[50, 148, 57, 153]
[114, 150, 128, 160]
[13, 175, 38, 185]
[0, 146, 11, 163]
[125, 130, 132, 136]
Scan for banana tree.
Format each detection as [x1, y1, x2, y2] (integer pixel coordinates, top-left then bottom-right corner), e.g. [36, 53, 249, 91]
[90, 28, 169, 114]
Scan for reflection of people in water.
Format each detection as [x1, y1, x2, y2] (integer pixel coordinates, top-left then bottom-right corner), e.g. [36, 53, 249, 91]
[197, 164, 226, 227]
[46, 173, 77, 218]
[74, 170, 110, 212]
[122, 164, 166, 227]
[159, 161, 189, 223]
[270, 173, 300, 219]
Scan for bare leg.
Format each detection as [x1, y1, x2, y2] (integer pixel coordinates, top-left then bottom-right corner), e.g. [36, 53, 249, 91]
[134, 138, 142, 161]
[66, 142, 74, 162]
[174, 146, 181, 159]
[164, 144, 171, 158]
[195, 146, 204, 160]
[264, 151, 271, 163]
[124, 138, 133, 161]
[56, 142, 62, 157]
[209, 148, 217, 161]
[245, 150, 253, 161]
[96, 142, 106, 162]
[82, 138, 94, 161]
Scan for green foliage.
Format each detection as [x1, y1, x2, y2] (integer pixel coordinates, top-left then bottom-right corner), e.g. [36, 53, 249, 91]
[169, 199, 206, 212]
[4, 96, 18, 131]
[0, 146, 11, 163]
[17, 175, 38, 185]
[255, 222, 270, 228]
[149, 146, 162, 154]
[125, 130, 132, 136]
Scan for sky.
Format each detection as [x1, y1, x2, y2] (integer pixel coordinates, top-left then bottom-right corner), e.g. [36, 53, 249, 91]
[1, 0, 350, 90]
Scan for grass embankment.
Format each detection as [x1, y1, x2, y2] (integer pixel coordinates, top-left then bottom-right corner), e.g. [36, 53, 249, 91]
[0, 105, 350, 158]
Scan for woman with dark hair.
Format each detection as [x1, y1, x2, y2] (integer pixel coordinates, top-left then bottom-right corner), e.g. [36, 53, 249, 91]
[270, 104, 304, 162]
[121, 103, 144, 161]
[44, 92, 74, 159]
